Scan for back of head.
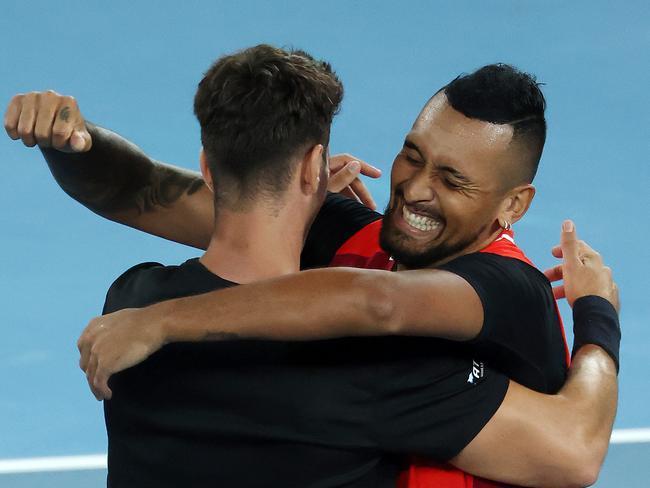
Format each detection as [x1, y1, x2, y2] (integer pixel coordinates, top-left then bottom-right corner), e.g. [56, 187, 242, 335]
[443, 63, 546, 184]
[194, 44, 343, 210]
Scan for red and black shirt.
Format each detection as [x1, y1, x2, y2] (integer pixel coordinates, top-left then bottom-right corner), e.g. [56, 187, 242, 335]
[302, 193, 570, 488]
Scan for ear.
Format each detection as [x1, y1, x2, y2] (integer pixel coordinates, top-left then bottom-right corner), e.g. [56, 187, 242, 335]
[199, 149, 214, 193]
[498, 184, 536, 228]
[299, 144, 324, 196]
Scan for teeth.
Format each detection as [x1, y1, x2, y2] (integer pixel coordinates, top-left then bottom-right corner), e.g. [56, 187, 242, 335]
[402, 206, 440, 232]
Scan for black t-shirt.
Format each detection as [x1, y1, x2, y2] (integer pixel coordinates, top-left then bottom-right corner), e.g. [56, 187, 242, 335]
[103, 258, 508, 488]
[303, 193, 568, 394]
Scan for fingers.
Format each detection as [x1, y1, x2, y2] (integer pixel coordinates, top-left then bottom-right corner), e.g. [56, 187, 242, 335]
[33, 92, 60, 147]
[560, 220, 581, 268]
[358, 160, 382, 179]
[339, 186, 361, 203]
[69, 129, 92, 152]
[551, 245, 562, 258]
[544, 264, 563, 283]
[3, 94, 23, 139]
[93, 365, 113, 400]
[552, 285, 566, 300]
[51, 96, 90, 152]
[85, 347, 113, 400]
[611, 282, 620, 313]
[78, 334, 90, 372]
[16, 93, 38, 147]
[578, 243, 603, 266]
[330, 153, 382, 178]
[349, 177, 377, 210]
[78, 317, 102, 372]
[328, 160, 361, 192]
[86, 354, 102, 400]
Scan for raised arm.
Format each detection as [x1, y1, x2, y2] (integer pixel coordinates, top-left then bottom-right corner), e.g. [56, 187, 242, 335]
[4, 91, 380, 249]
[451, 222, 620, 486]
[4, 91, 215, 248]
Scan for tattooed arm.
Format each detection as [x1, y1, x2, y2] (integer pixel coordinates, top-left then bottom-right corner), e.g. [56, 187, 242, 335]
[43, 123, 214, 249]
[4, 91, 380, 249]
[4, 90, 216, 249]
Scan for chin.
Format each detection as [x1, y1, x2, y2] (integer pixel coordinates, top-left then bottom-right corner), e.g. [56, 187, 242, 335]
[380, 222, 480, 269]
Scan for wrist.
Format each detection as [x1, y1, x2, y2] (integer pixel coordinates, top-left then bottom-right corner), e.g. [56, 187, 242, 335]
[145, 299, 177, 344]
[572, 296, 621, 372]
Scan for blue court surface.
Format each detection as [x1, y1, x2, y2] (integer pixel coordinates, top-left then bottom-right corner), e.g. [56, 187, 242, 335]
[1, 1, 648, 486]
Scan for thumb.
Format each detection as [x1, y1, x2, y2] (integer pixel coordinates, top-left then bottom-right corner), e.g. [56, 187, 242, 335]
[560, 220, 580, 267]
[70, 129, 92, 152]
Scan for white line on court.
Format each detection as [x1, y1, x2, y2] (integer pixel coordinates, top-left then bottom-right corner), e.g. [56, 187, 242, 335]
[610, 428, 650, 444]
[0, 428, 649, 474]
[0, 454, 106, 474]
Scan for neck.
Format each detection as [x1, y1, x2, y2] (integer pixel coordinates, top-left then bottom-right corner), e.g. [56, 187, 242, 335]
[200, 199, 308, 284]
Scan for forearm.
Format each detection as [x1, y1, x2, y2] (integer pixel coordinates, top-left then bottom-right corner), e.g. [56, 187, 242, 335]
[145, 266, 481, 343]
[41, 123, 213, 248]
[152, 268, 400, 343]
[557, 344, 618, 465]
[453, 298, 619, 487]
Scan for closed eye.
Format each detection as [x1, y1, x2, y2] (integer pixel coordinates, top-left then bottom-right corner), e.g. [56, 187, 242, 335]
[443, 178, 462, 189]
[405, 154, 425, 166]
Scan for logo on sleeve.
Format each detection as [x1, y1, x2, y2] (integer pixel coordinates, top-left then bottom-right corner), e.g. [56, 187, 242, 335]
[467, 360, 485, 385]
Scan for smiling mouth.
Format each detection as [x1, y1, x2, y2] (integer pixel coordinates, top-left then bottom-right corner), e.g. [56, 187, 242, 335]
[401, 206, 442, 232]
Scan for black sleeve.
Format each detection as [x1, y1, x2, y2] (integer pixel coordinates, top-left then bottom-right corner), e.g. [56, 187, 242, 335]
[439, 253, 555, 351]
[300, 192, 382, 269]
[371, 352, 509, 460]
[102, 262, 164, 314]
[438, 253, 567, 392]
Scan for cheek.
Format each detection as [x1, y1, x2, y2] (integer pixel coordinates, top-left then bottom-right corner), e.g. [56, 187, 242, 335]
[445, 197, 497, 231]
[390, 158, 411, 192]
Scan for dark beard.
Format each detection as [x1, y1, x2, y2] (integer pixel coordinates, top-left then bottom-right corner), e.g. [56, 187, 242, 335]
[379, 204, 484, 269]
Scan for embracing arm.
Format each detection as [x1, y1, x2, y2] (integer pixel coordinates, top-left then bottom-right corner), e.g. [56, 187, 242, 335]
[454, 340, 617, 487]
[160, 266, 480, 342]
[451, 221, 621, 487]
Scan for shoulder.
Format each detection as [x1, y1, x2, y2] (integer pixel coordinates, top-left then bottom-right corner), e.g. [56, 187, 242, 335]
[102, 261, 182, 314]
[301, 192, 383, 269]
[441, 252, 551, 296]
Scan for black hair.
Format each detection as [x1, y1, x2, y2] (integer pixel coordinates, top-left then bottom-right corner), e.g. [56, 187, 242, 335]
[444, 63, 546, 183]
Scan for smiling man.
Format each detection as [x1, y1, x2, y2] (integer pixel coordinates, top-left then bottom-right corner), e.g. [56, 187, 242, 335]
[5, 62, 620, 487]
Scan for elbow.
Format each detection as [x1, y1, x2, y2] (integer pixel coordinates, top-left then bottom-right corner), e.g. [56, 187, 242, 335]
[569, 443, 605, 487]
[354, 272, 402, 336]
[562, 460, 601, 488]
[552, 438, 605, 487]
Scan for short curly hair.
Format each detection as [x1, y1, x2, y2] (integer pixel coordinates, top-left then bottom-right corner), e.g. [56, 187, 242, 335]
[194, 44, 343, 208]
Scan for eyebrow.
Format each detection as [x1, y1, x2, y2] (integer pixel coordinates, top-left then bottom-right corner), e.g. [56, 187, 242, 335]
[404, 139, 472, 184]
[403, 139, 426, 161]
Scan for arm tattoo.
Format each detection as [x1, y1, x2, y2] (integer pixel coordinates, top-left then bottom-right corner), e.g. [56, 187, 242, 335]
[41, 123, 205, 216]
[135, 164, 205, 214]
[59, 106, 71, 122]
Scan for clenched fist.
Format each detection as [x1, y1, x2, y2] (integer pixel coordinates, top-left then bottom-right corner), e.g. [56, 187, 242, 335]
[4, 90, 92, 152]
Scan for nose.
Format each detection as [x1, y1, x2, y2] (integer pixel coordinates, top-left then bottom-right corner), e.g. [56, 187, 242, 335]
[402, 167, 435, 204]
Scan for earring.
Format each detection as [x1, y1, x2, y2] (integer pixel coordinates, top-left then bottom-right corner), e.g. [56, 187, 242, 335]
[502, 220, 511, 231]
